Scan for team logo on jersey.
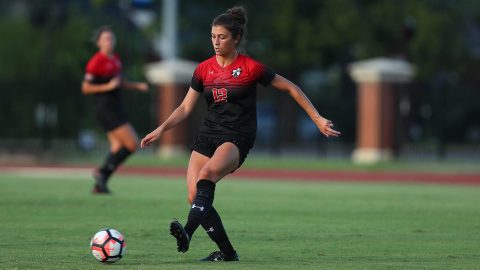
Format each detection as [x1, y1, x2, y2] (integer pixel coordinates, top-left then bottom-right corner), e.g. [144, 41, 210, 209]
[208, 70, 214, 75]
[232, 67, 241, 78]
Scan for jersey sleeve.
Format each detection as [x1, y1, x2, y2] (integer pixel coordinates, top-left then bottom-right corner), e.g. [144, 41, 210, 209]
[84, 56, 99, 82]
[190, 65, 204, 92]
[252, 61, 276, 87]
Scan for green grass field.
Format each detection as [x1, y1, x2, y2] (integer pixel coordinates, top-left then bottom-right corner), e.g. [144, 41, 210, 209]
[1, 171, 480, 269]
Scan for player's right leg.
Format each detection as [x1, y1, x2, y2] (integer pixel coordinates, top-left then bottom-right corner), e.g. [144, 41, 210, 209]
[170, 150, 209, 252]
[186, 151, 210, 204]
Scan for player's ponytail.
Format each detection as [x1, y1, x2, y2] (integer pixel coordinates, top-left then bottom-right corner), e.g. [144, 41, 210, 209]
[226, 6, 247, 27]
[212, 6, 248, 50]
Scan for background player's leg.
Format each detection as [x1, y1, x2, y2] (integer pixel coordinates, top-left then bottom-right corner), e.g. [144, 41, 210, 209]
[94, 124, 137, 193]
[111, 123, 138, 152]
[93, 130, 121, 193]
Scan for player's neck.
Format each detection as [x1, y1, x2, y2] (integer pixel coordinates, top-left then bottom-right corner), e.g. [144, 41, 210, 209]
[99, 50, 114, 58]
[216, 50, 238, 67]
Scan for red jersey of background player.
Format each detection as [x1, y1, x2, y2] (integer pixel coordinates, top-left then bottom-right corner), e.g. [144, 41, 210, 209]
[191, 54, 275, 140]
[85, 52, 122, 83]
[85, 52, 124, 118]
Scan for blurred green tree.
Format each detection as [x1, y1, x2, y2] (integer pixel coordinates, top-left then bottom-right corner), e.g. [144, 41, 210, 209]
[1, 0, 479, 151]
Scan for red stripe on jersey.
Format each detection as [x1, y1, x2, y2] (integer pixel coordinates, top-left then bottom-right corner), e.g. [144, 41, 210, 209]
[85, 52, 122, 78]
[191, 54, 274, 92]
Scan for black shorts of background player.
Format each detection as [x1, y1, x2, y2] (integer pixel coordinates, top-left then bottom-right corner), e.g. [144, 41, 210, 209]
[141, 6, 340, 261]
[82, 26, 149, 194]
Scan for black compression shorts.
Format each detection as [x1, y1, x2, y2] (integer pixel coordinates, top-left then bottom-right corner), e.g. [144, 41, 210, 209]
[95, 108, 128, 132]
[191, 133, 254, 169]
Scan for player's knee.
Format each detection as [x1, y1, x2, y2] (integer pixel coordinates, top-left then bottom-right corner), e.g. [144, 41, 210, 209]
[124, 141, 137, 152]
[129, 144, 138, 152]
[197, 167, 219, 181]
[123, 134, 139, 152]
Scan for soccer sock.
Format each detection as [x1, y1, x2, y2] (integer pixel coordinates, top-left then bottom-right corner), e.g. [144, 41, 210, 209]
[184, 179, 216, 238]
[98, 147, 132, 181]
[201, 206, 235, 257]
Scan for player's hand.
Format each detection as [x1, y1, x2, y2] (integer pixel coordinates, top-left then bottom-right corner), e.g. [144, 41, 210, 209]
[108, 76, 122, 90]
[140, 127, 163, 148]
[136, 82, 149, 92]
[317, 118, 341, 138]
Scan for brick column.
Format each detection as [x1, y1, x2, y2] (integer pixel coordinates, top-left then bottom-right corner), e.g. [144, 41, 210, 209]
[349, 58, 414, 163]
[145, 59, 197, 157]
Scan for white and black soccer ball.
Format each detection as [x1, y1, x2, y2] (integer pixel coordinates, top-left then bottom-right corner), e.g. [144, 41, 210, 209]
[90, 228, 126, 263]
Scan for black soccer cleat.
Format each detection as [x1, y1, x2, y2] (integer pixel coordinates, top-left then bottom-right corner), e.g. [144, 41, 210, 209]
[199, 251, 239, 262]
[92, 184, 110, 194]
[92, 170, 110, 194]
[170, 219, 190, 253]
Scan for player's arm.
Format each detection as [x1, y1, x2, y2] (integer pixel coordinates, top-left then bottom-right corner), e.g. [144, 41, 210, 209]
[141, 87, 201, 148]
[270, 74, 340, 138]
[82, 74, 121, 95]
[122, 80, 149, 92]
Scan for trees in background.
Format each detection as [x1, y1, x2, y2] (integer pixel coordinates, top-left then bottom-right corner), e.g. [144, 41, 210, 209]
[1, 0, 480, 149]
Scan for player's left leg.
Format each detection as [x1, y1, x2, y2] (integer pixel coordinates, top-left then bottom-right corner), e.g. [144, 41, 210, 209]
[94, 123, 137, 193]
[112, 122, 138, 152]
[199, 207, 239, 261]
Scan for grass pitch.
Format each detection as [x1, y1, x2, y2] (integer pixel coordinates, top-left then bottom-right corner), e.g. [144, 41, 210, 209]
[0, 171, 479, 269]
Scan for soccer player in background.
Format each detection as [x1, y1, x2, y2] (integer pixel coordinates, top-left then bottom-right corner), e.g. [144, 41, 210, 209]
[82, 26, 149, 194]
[141, 6, 340, 261]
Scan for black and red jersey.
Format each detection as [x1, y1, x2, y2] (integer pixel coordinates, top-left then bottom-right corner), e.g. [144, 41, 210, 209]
[84, 52, 123, 111]
[85, 52, 122, 82]
[84, 52, 127, 130]
[191, 54, 276, 140]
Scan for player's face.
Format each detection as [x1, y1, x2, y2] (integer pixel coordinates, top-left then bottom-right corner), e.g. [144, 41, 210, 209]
[97, 31, 116, 54]
[211, 25, 238, 57]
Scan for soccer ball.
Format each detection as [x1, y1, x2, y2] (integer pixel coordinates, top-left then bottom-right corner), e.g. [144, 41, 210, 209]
[90, 228, 126, 263]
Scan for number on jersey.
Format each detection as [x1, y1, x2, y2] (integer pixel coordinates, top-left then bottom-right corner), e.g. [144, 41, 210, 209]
[212, 88, 228, 103]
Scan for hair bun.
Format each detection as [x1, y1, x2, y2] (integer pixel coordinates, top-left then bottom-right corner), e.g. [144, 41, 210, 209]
[227, 6, 247, 25]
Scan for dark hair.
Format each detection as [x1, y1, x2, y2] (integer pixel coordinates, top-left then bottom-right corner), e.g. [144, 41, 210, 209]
[212, 6, 247, 48]
[93, 25, 114, 43]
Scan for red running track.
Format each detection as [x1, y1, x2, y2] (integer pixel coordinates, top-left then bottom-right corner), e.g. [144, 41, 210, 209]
[1, 165, 479, 185]
[117, 166, 480, 185]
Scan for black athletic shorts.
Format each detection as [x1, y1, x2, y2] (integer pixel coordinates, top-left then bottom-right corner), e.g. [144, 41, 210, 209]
[95, 108, 128, 132]
[94, 89, 128, 132]
[191, 133, 254, 169]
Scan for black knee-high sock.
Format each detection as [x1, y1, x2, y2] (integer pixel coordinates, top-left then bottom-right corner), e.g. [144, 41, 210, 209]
[184, 179, 215, 238]
[201, 206, 235, 256]
[98, 147, 132, 181]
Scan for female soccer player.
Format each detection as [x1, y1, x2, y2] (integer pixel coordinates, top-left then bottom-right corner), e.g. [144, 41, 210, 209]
[82, 26, 148, 194]
[141, 7, 340, 261]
